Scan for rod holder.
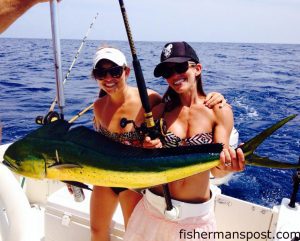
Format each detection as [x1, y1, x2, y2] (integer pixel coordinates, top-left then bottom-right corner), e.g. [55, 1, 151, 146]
[288, 157, 300, 208]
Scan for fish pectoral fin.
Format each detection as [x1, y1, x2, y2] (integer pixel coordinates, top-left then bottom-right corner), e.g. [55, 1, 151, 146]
[48, 163, 82, 169]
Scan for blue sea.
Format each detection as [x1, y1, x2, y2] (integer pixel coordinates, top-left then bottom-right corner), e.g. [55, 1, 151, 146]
[0, 38, 299, 207]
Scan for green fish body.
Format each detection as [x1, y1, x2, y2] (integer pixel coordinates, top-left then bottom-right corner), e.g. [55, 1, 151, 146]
[3, 115, 298, 188]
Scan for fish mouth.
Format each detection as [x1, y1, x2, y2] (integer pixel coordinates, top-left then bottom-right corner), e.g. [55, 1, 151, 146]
[2, 157, 19, 171]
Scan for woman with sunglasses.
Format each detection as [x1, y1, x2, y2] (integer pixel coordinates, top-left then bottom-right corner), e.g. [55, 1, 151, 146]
[89, 46, 159, 241]
[123, 42, 245, 241]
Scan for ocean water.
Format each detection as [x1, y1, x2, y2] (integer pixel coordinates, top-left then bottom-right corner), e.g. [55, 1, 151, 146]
[0, 38, 299, 207]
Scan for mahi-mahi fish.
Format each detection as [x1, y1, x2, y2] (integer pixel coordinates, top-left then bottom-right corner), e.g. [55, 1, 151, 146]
[2, 114, 299, 188]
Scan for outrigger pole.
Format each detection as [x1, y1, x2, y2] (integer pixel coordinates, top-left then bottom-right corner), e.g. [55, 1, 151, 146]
[36, 12, 98, 125]
[49, 12, 99, 113]
[49, 0, 65, 120]
[36, 10, 98, 125]
[118, 0, 177, 217]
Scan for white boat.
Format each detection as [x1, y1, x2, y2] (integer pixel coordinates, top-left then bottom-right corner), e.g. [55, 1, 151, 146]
[1, 1, 299, 240]
[1, 143, 299, 241]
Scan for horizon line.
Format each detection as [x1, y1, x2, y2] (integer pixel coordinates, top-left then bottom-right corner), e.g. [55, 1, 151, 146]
[0, 37, 299, 46]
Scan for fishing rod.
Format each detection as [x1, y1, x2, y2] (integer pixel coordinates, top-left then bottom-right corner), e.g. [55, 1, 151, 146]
[118, 0, 177, 217]
[68, 103, 94, 124]
[49, 0, 65, 120]
[36, 12, 99, 125]
[118, 0, 155, 132]
[49, 12, 99, 113]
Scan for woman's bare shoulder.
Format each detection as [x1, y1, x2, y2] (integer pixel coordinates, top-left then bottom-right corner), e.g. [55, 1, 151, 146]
[152, 102, 166, 119]
[93, 97, 107, 116]
[148, 89, 162, 107]
[94, 97, 105, 107]
[130, 86, 162, 107]
[212, 103, 233, 123]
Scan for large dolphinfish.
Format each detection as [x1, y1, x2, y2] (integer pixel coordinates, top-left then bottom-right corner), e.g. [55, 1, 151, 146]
[2, 114, 298, 188]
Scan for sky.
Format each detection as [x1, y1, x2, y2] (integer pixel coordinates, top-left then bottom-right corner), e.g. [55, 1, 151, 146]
[1, 0, 300, 44]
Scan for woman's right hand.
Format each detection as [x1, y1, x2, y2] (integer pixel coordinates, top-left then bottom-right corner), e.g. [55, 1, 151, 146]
[219, 148, 245, 172]
[143, 136, 163, 148]
[204, 92, 226, 108]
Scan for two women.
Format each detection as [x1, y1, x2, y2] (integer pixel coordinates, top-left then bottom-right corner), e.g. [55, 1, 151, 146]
[89, 46, 226, 241]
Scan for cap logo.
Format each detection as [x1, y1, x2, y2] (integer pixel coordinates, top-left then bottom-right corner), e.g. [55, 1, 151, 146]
[163, 44, 173, 58]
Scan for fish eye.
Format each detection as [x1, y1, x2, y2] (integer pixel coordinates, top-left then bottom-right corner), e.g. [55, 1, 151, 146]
[15, 159, 21, 166]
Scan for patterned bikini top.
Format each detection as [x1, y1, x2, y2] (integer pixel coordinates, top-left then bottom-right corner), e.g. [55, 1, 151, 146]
[160, 101, 213, 148]
[163, 131, 213, 148]
[96, 124, 144, 147]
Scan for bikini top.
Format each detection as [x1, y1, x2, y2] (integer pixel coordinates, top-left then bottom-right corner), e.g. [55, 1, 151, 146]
[96, 124, 144, 147]
[160, 103, 213, 148]
[163, 131, 213, 148]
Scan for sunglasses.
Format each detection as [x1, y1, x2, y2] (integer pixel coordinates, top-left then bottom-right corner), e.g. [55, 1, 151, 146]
[161, 61, 196, 79]
[93, 66, 125, 80]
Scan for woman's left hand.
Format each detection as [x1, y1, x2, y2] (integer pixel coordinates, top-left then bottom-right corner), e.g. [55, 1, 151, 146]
[204, 92, 227, 109]
[219, 148, 245, 172]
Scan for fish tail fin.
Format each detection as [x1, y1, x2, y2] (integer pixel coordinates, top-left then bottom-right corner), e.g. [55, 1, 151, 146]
[247, 154, 300, 169]
[241, 114, 297, 155]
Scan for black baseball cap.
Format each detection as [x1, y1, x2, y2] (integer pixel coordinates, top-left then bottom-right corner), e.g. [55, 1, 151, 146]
[154, 41, 200, 77]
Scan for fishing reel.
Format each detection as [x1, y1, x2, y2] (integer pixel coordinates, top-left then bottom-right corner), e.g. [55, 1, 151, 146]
[120, 117, 167, 139]
[35, 111, 61, 125]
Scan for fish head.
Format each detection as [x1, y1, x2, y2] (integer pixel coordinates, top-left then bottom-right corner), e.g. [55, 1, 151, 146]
[3, 139, 46, 179]
[2, 120, 72, 178]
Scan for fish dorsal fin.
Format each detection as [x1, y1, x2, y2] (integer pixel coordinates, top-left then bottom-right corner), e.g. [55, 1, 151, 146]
[64, 125, 223, 159]
[63, 125, 126, 154]
[26, 120, 72, 140]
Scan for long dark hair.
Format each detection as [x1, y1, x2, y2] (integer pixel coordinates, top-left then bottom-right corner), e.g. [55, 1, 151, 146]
[162, 73, 206, 112]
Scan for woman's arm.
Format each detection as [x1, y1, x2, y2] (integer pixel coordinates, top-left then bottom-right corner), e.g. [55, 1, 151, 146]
[0, 0, 48, 33]
[93, 99, 103, 130]
[211, 104, 245, 177]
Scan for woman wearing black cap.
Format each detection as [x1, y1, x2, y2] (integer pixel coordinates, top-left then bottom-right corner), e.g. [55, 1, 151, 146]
[123, 42, 245, 241]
